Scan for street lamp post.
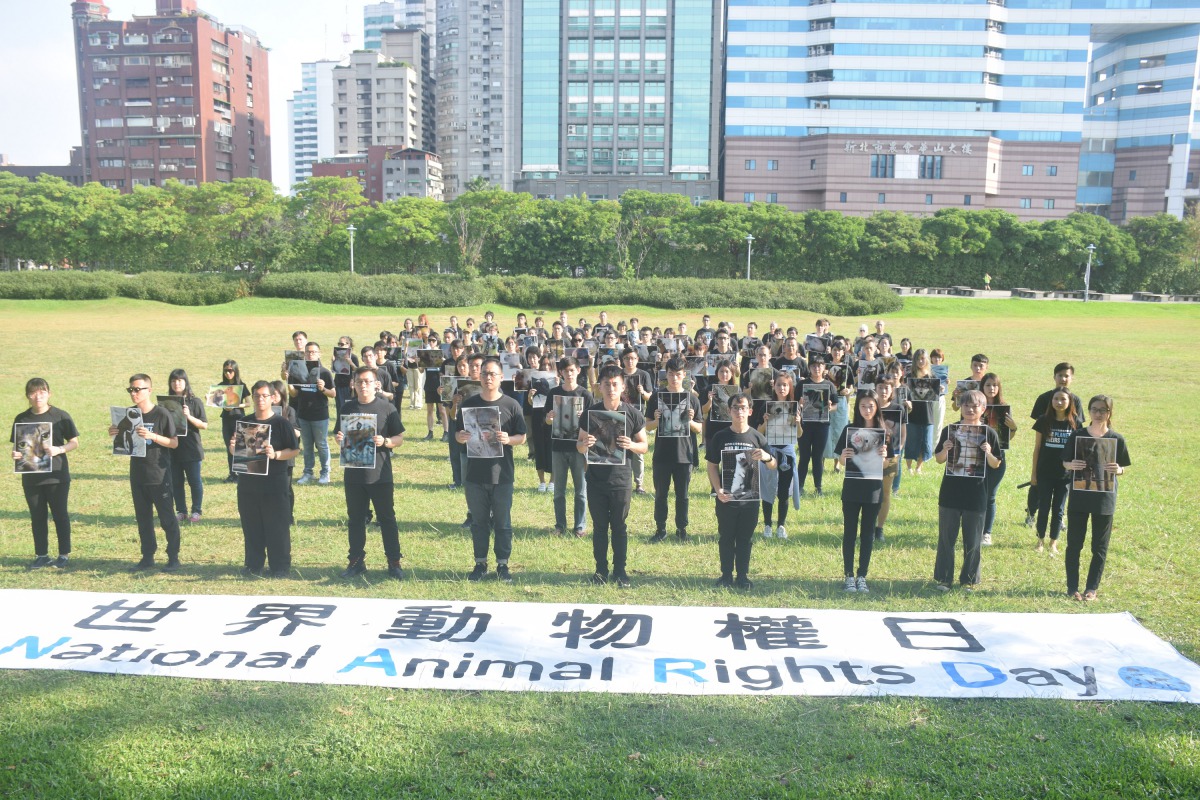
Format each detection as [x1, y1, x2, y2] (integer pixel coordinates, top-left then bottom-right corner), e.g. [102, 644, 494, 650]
[1084, 243, 1095, 303]
[347, 224, 357, 275]
[745, 233, 755, 281]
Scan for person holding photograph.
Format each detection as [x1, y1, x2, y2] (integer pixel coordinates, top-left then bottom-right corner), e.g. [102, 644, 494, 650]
[576, 365, 648, 587]
[872, 379, 905, 543]
[523, 347, 553, 492]
[825, 337, 854, 474]
[620, 347, 654, 496]
[1025, 362, 1084, 527]
[420, 332, 444, 441]
[1062, 395, 1131, 601]
[11, 378, 79, 569]
[951, 353, 989, 412]
[706, 392, 776, 590]
[754, 371, 801, 539]
[231, 381, 299, 578]
[1030, 389, 1078, 554]
[217, 359, 246, 482]
[796, 358, 836, 498]
[645, 356, 703, 542]
[166, 368, 208, 523]
[269, 380, 300, 523]
[289, 342, 335, 485]
[545, 356, 590, 537]
[905, 349, 936, 475]
[835, 391, 887, 593]
[336, 366, 407, 580]
[456, 357, 527, 582]
[701, 359, 739, 450]
[929, 347, 949, 446]
[932, 389, 1002, 592]
[109, 374, 182, 572]
[980, 372, 1018, 546]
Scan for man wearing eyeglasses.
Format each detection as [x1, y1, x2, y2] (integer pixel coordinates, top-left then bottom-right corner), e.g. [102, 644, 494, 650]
[108, 374, 181, 572]
[232, 381, 299, 578]
[455, 357, 527, 582]
[335, 366, 406, 580]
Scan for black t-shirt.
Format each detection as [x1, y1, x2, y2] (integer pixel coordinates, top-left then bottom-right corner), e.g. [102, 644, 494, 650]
[457, 393, 527, 484]
[236, 413, 300, 493]
[12, 406, 79, 488]
[935, 424, 1003, 512]
[834, 427, 882, 505]
[1030, 388, 1084, 426]
[545, 385, 591, 453]
[339, 396, 405, 485]
[705, 426, 769, 504]
[580, 401, 646, 490]
[1065, 429, 1131, 516]
[771, 356, 809, 380]
[1032, 417, 1074, 481]
[130, 404, 177, 486]
[645, 391, 702, 464]
[292, 367, 334, 421]
[171, 395, 208, 463]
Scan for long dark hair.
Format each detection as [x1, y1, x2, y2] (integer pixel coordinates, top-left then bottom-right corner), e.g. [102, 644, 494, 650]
[1040, 389, 1078, 430]
[221, 359, 242, 385]
[168, 368, 194, 399]
[270, 380, 290, 410]
[851, 391, 882, 428]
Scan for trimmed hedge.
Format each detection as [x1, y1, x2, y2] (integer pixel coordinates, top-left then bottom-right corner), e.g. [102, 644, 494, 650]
[0, 271, 900, 316]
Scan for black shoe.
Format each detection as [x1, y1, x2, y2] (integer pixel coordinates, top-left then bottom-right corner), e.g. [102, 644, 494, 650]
[131, 556, 155, 572]
[29, 555, 53, 569]
[714, 575, 734, 588]
[676, 530, 689, 542]
[461, 516, 473, 528]
[162, 557, 182, 573]
[440, 432, 450, 443]
[496, 565, 513, 583]
[614, 573, 631, 589]
[225, 474, 238, 483]
[734, 576, 753, 590]
[242, 566, 264, 578]
[590, 571, 609, 585]
[51, 555, 69, 569]
[650, 531, 667, 543]
[340, 559, 366, 579]
[814, 489, 824, 497]
[423, 431, 434, 441]
[387, 560, 404, 580]
[874, 527, 885, 543]
[468, 563, 488, 581]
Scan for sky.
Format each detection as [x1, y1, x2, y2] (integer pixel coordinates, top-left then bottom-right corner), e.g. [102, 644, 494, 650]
[0, 0, 366, 193]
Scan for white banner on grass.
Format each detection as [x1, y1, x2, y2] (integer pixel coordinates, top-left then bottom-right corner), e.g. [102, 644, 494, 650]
[1, 590, 1197, 702]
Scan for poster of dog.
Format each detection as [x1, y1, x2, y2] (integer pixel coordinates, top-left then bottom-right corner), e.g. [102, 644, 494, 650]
[110, 406, 148, 458]
[801, 384, 830, 423]
[1073, 436, 1116, 493]
[284, 350, 307, 383]
[499, 352, 523, 381]
[340, 413, 377, 470]
[709, 384, 737, 422]
[156, 395, 187, 438]
[945, 423, 987, 478]
[722, 449, 759, 502]
[656, 392, 689, 438]
[205, 384, 246, 410]
[748, 368, 775, 401]
[462, 406, 503, 459]
[417, 349, 444, 370]
[845, 427, 885, 481]
[587, 409, 626, 466]
[13, 422, 52, 474]
[551, 395, 585, 441]
[908, 376, 940, 405]
[232, 419, 271, 476]
[765, 400, 798, 446]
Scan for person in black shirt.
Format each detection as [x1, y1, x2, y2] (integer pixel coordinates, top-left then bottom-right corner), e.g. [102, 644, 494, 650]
[166, 368, 208, 523]
[706, 392, 776, 589]
[646, 356, 703, 541]
[109, 373, 182, 572]
[1024, 362, 1084, 525]
[270, 379, 300, 524]
[11, 378, 80, 569]
[289, 341, 336, 485]
[835, 391, 887, 594]
[545, 356, 589, 537]
[217, 359, 246, 482]
[231, 381, 300, 577]
[619, 348, 654, 495]
[577, 364, 649, 586]
[1030, 389, 1077, 553]
[336, 366, 407, 580]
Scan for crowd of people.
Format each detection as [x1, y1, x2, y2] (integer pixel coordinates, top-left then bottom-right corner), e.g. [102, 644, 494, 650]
[11, 312, 1130, 600]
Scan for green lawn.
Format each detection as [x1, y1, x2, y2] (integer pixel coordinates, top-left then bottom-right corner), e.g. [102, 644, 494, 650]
[0, 296, 1198, 799]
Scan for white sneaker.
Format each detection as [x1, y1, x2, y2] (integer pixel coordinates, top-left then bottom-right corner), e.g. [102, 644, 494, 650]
[856, 576, 869, 593]
[762, 523, 773, 538]
[982, 532, 993, 546]
[776, 525, 787, 540]
[844, 576, 857, 593]
[547, 482, 555, 493]
[537, 482, 547, 493]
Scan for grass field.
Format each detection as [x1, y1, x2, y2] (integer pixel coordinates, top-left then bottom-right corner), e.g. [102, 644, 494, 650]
[1, 296, 1198, 799]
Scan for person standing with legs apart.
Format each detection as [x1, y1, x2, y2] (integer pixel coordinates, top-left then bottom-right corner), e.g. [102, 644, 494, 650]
[836, 391, 887, 593]
[707, 392, 776, 590]
[545, 356, 590, 537]
[457, 357, 527, 582]
[1026, 362, 1084, 526]
[646, 356, 703, 542]
[232, 382, 299, 577]
[337, 367, 407, 580]
[1030, 389, 1077, 554]
[1062, 395, 1130, 601]
[796, 359, 836, 499]
[109, 374, 182, 572]
[577, 365, 648, 587]
[12, 378, 79, 569]
[217, 359, 246, 482]
[166, 368, 207, 524]
[755, 371, 801, 540]
[289, 342, 335, 485]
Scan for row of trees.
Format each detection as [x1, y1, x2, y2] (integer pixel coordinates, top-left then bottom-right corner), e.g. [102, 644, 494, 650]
[2, 172, 1198, 293]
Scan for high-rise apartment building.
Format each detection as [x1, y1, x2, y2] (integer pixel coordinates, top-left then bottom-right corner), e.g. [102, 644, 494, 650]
[512, 0, 723, 203]
[723, 0, 1198, 222]
[436, 0, 519, 199]
[70, 0, 270, 191]
[365, 0, 438, 49]
[287, 59, 340, 189]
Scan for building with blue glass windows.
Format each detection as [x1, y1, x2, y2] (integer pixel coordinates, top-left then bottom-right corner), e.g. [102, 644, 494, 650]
[513, 0, 724, 203]
[723, 0, 1200, 222]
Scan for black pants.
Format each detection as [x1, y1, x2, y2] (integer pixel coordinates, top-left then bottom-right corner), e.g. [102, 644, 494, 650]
[345, 482, 402, 562]
[238, 485, 291, 573]
[842, 498, 880, 577]
[1035, 478, 1069, 540]
[589, 482, 632, 576]
[797, 423, 830, 492]
[762, 460, 794, 527]
[222, 414, 238, 477]
[716, 500, 759, 579]
[25, 480, 71, 556]
[1065, 511, 1114, 594]
[131, 479, 181, 559]
[653, 460, 692, 533]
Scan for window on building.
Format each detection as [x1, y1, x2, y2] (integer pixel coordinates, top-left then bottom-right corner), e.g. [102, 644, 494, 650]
[767, 160, 779, 171]
[766, 193, 778, 203]
[1047, 165, 1058, 176]
[918, 155, 942, 179]
[878, 193, 886, 204]
[1128, 170, 1137, 181]
[1044, 199, 1055, 209]
[1022, 164, 1034, 176]
[745, 159, 756, 170]
[839, 192, 847, 203]
[1019, 198, 1032, 209]
[744, 192, 755, 203]
[809, 159, 816, 170]
[870, 154, 894, 179]
[925, 194, 933, 205]
[964, 195, 972, 206]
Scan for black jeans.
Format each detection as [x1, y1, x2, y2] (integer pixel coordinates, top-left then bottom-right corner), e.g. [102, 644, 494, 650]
[170, 458, 203, 515]
[222, 414, 238, 477]
[238, 485, 291, 573]
[716, 500, 759, 579]
[653, 460, 692, 533]
[1065, 511, 1114, 594]
[1035, 478, 1069, 540]
[131, 479, 181, 559]
[24, 480, 71, 556]
[345, 482, 402, 562]
[842, 499, 880, 577]
[797, 422, 830, 492]
[589, 482, 632, 576]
